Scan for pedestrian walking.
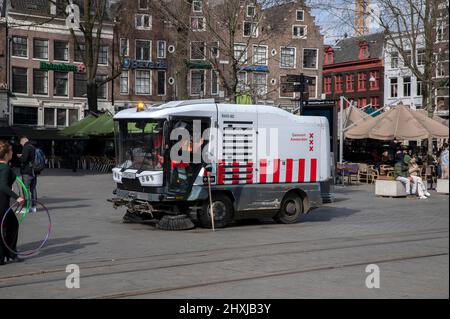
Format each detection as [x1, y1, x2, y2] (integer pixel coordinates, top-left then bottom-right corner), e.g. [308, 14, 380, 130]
[17, 136, 37, 213]
[0, 141, 25, 265]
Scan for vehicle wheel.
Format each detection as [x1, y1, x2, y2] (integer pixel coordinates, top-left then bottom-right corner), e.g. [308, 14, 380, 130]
[199, 194, 234, 229]
[274, 192, 303, 224]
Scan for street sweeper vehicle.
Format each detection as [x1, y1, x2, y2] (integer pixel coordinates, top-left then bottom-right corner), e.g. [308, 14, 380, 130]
[110, 99, 331, 230]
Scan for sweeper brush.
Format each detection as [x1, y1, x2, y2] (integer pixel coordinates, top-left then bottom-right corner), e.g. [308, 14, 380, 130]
[157, 215, 195, 231]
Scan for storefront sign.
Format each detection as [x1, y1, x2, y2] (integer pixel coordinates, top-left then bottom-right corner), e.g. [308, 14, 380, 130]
[122, 58, 167, 70]
[40, 62, 85, 73]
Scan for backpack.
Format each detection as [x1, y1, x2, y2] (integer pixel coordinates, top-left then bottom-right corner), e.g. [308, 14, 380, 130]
[33, 148, 46, 174]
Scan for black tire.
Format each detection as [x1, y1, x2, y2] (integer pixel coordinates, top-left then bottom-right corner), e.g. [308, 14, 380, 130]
[274, 192, 303, 224]
[199, 193, 234, 229]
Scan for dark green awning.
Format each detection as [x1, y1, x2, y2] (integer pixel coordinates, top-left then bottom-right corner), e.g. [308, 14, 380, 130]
[59, 115, 98, 137]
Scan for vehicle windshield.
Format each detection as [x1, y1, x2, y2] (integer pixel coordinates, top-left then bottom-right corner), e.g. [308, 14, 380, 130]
[115, 119, 165, 171]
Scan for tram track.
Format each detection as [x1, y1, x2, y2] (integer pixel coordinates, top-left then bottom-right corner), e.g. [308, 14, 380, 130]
[1, 227, 447, 282]
[89, 251, 449, 299]
[0, 228, 447, 292]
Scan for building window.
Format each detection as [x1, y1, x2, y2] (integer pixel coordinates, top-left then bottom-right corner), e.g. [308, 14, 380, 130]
[157, 41, 166, 59]
[292, 25, 307, 38]
[75, 79, 88, 101]
[136, 40, 151, 61]
[325, 47, 334, 65]
[346, 74, 354, 92]
[253, 45, 267, 66]
[192, 0, 202, 12]
[243, 22, 258, 37]
[33, 70, 48, 95]
[54, 40, 69, 61]
[96, 75, 107, 99]
[190, 41, 206, 60]
[334, 75, 343, 93]
[135, 70, 151, 95]
[190, 70, 205, 96]
[357, 72, 366, 91]
[139, 0, 148, 10]
[370, 97, 379, 109]
[12, 67, 28, 94]
[211, 41, 220, 59]
[211, 70, 219, 95]
[120, 39, 129, 56]
[135, 14, 151, 30]
[390, 78, 398, 98]
[369, 71, 379, 90]
[403, 76, 411, 97]
[403, 50, 412, 66]
[13, 107, 37, 125]
[33, 39, 48, 60]
[120, 71, 129, 95]
[237, 71, 247, 92]
[390, 52, 399, 69]
[417, 49, 426, 66]
[253, 73, 267, 98]
[359, 42, 369, 60]
[54, 71, 68, 96]
[69, 109, 79, 126]
[74, 73, 87, 97]
[323, 77, 332, 94]
[296, 10, 304, 21]
[44, 108, 55, 126]
[98, 45, 108, 65]
[357, 98, 367, 108]
[436, 25, 445, 42]
[280, 47, 295, 68]
[56, 109, 66, 126]
[436, 61, 446, 77]
[12, 36, 27, 57]
[417, 80, 423, 96]
[247, 5, 256, 17]
[157, 70, 166, 96]
[74, 44, 85, 62]
[234, 44, 247, 64]
[308, 77, 317, 98]
[191, 17, 206, 31]
[303, 48, 318, 69]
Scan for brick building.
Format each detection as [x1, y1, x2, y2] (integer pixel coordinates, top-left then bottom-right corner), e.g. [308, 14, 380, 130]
[1, 0, 114, 138]
[111, 0, 324, 108]
[323, 32, 385, 110]
[111, 0, 177, 110]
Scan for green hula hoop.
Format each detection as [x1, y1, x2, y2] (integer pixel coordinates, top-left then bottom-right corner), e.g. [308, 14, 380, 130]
[16, 177, 30, 225]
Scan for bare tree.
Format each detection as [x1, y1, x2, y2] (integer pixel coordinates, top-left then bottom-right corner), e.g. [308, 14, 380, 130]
[149, 0, 289, 103]
[50, 0, 124, 113]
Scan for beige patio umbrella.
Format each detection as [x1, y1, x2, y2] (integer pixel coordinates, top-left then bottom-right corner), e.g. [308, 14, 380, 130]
[345, 104, 449, 140]
[417, 109, 449, 127]
[338, 105, 367, 136]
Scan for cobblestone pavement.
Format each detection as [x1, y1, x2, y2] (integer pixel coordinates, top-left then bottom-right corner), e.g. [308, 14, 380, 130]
[0, 170, 448, 299]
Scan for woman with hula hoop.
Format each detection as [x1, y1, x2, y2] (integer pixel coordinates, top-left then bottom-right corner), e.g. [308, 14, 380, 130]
[0, 141, 25, 265]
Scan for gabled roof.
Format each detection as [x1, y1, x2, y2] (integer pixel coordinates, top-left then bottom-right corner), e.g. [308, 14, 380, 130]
[264, 0, 308, 33]
[331, 32, 385, 64]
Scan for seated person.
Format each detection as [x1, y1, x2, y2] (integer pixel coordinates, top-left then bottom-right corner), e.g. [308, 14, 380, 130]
[407, 155, 430, 198]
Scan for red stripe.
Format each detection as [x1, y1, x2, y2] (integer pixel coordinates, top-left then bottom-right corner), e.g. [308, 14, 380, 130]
[286, 159, 293, 183]
[247, 162, 253, 167]
[298, 159, 305, 182]
[232, 174, 239, 184]
[218, 161, 225, 185]
[310, 159, 317, 182]
[273, 159, 280, 183]
[260, 159, 267, 184]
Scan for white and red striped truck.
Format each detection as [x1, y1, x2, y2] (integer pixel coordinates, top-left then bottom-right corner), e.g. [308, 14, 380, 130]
[111, 99, 331, 228]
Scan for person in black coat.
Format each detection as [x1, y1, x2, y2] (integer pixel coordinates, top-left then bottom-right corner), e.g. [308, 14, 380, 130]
[18, 136, 37, 213]
[0, 140, 25, 265]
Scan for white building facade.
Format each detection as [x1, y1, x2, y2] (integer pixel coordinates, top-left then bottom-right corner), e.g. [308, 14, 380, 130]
[384, 35, 426, 110]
